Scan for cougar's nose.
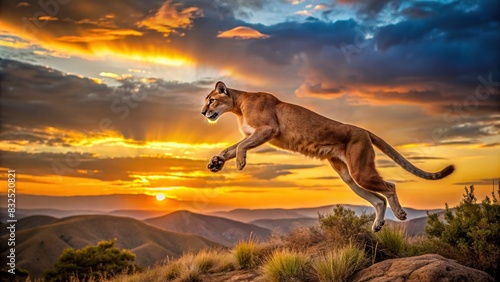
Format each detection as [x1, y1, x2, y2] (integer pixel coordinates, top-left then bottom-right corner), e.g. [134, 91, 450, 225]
[201, 110, 207, 116]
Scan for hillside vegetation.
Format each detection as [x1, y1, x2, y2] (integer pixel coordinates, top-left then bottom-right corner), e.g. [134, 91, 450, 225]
[0, 215, 220, 279]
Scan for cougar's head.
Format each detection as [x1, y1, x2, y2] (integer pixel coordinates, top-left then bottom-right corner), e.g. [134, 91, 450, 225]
[201, 81, 232, 122]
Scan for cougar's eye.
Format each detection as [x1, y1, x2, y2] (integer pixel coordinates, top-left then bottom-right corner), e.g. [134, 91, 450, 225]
[209, 98, 215, 103]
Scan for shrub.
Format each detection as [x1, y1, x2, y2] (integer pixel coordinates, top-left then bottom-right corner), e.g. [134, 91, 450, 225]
[319, 205, 374, 246]
[280, 225, 328, 252]
[262, 249, 312, 282]
[313, 244, 366, 282]
[426, 184, 500, 277]
[44, 239, 140, 282]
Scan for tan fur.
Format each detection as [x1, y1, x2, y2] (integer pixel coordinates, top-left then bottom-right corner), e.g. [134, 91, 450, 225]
[202, 82, 455, 231]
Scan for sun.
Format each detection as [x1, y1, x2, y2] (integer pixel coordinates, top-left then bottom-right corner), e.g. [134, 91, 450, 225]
[156, 193, 166, 201]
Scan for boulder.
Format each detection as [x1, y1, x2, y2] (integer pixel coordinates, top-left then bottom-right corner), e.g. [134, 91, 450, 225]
[352, 254, 493, 282]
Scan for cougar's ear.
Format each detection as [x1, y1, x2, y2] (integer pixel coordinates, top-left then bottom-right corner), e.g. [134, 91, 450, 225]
[215, 81, 229, 96]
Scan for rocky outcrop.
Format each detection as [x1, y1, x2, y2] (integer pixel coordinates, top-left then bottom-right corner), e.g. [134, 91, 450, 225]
[352, 254, 493, 282]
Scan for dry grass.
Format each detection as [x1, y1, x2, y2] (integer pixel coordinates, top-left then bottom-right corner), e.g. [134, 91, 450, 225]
[110, 249, 235, 282]
[233, 238, 261, 270]
[375, 226, 407, 257]
[313, 244, 367, 282]
[262, 249, 313, 282]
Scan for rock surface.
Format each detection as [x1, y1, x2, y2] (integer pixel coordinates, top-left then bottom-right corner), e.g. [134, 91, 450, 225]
[352, 254, 493, 282]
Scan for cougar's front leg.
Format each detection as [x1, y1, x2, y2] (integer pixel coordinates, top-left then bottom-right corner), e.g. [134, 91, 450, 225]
[236, 126, 277, 170]
[208, 140, 246, 172]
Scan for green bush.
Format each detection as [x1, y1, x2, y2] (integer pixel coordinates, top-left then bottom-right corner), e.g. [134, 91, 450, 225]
[44, 239, 140, 282]
[262, 249, 312, 282]
[319, 205, 374, 241]
[426, 184, 500, 277]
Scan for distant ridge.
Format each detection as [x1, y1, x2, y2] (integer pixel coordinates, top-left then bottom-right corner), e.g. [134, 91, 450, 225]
[0, 215, 220, 279]
[144, 210, 271, 246]
[209, 205, 444, 223]
[250, 218, 318, 234]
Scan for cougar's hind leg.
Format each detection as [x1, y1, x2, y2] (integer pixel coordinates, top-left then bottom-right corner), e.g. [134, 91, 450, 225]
[346, 137, 407, 221]
[382, 181, 407, 221]
[329, 158, 387, 232]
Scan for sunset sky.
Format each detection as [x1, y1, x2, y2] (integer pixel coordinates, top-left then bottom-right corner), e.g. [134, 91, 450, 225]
[0, 0, 499, 212]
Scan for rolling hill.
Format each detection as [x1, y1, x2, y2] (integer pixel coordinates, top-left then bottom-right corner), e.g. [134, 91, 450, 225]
[144, 210, 272, 246]
[250, 217, 318, 234]
[0, 215, 220, 279]
[209, 208, 308, 223]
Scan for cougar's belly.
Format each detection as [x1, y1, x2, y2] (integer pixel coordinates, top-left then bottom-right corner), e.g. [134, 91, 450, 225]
[270, 134, 344, 160]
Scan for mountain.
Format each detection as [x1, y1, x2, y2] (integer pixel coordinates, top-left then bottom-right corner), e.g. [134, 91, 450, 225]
[210, 205, 444, 223]
[250, 218, 318, 234]
[0, 215, 220, 279]
[144, 210, 272, 246]
[209, 208, 308, 223]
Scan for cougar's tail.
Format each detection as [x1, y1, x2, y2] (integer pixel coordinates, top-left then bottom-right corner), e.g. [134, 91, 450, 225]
[369, 132, 455, 180]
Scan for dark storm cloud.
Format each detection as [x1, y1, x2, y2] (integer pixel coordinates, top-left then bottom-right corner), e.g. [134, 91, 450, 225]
[336, 0, 401, 18]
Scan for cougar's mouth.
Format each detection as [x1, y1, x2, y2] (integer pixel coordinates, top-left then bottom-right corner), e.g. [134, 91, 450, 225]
[207, 112, 219, 121]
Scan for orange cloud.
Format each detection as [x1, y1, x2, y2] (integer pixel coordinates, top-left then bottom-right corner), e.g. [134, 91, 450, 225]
[136, 0, 202, 36]
[0, 0, 199, 66]
[295, 83, 345, 98]
[37, 16, 58, 21]
[217, 26, 270, 39]
[295, 10, 312, 16]
[57, 28, 143, 43]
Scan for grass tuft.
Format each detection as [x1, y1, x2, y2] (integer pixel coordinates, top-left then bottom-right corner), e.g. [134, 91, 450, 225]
[234, 238, 261, 269]
[375, 226, 407, 257]
[313, 244, 366, 282]
[262, 249, 312, 282]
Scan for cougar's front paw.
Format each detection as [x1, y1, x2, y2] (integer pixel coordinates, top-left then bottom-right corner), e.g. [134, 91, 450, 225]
[236, 154, 246, 171]
[207, 156, 225, 172]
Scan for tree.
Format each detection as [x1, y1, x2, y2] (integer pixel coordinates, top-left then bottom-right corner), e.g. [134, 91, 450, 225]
[44, 239, 141, 282]
[426, 184, 500, 277]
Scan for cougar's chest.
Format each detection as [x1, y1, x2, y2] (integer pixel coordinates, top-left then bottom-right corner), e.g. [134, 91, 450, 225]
[239, 117, 256, 136]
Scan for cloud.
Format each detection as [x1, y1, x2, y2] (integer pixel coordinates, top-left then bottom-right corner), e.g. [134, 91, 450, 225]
[0, 59, 239, 143]
[217, 26, 269, 39]
[453, 178, 500, 186]
[303, 176, 340, 180]
[136, 0, 202, 36]
[295, 83, 345, 98]
[407, 156, 446, 161]
[245, 163, 323, 180]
